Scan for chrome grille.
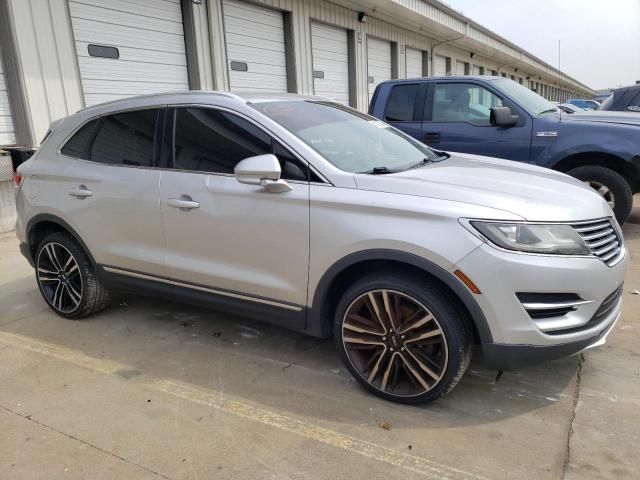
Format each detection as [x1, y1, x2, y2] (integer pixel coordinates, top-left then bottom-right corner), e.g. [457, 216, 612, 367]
[572, 219, 624, 266]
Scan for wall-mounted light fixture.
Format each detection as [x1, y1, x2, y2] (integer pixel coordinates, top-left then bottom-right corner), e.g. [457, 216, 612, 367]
[470, 52, 475, 59]
[358, 12, 368, 23]
[514, 68, 518, 73]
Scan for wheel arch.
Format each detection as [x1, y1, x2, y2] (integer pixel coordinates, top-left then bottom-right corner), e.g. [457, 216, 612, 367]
[554, 152, 640, 193]
[26, 214, 98, 269]
[306, 249, 493, 344]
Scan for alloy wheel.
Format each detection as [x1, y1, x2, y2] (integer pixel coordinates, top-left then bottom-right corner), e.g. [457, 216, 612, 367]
[36, 242, 83, 313]
[585, 180, 615, 209]
[341, 289, 448, 398]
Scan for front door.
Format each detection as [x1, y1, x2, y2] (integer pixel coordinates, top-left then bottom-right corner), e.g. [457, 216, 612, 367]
[423, 81, 532, 162]
[159, 107, 310, 323]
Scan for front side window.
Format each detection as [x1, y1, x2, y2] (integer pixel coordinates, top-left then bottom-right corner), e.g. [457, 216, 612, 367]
[492, 78, 556, 115]
[251, 100, 441, 174]
[432, 83, 502, 124]
[61, 110, 159, 167]
[385, 84, 419, 122]
[173, 108, 310, 181]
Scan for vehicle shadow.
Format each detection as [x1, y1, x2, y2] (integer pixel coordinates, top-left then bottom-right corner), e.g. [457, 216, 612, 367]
[0, 275, 578, 431]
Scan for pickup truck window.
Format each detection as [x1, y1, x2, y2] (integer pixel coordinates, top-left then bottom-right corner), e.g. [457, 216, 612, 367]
[433, 83, 502, 124]
[491, 78, 555, 115]
[385, 84, 419, 122]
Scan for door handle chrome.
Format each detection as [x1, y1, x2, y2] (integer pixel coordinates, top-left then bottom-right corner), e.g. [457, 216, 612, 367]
[167, 196, 200, 210]
[68, 186, 92, 198]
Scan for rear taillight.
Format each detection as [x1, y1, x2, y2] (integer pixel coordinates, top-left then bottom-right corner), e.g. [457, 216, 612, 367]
[14, 173, 23, 186]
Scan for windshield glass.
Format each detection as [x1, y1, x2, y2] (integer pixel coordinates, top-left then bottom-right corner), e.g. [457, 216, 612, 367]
[250, 101, 441, 173]
[490, 78, 557, 115]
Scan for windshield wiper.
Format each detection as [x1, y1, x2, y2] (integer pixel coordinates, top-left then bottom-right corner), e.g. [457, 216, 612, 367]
[360, 166, 394, 174]
[408, 158, 433, 170]
[538, 108, 558, 115]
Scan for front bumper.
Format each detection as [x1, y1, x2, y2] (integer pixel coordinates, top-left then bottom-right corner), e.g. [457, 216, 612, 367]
[481, 310, 620, 370]
[455, 240, 628, 370]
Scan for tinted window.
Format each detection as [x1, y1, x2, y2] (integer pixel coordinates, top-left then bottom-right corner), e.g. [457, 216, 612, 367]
[61, 119, 100, 159]
[62, 110, 159, 166]
[273, 142, 309, 181]
[90, 110, 158, 167]
[627, 91, 640, 111]
[433, 83, 502, 124]
[174, 108, 271, 174]
[385, 84, 419, 122]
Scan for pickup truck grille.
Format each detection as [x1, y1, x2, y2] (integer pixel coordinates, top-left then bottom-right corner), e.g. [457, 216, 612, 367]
[572, 219, 624, 266]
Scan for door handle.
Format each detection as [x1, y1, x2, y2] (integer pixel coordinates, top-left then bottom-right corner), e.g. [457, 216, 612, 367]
[167, 195, 200, 211]
[68, 185, 92, 198]
[424, 132, 440, 143]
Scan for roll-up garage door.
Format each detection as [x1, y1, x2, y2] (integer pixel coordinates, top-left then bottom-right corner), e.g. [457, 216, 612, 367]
[367, 37, 392, 100]
[223, 0, 288, 93]
[405, 48, 424, 78]
[0, 47, 15, 146]
[472, 65, 481, 76]
[456, 61, 467, 76]
[69, 0, 189, 107]
[434, 55, 447, 76]
[311, 22, 349, 104]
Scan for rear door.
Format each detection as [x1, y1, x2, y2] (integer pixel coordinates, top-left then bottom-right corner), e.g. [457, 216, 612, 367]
[159, 106, 310, 323]
[59, 108, 165, 275]
[422, 80, 532, 162]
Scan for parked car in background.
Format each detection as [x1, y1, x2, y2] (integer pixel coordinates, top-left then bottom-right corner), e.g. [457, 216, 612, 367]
[599, 84, 640, 112]
[558, 103, 585, 114]
[568, 98, 600, 110]
[14, 92, 627, 404]
[370, 76, 640, 223]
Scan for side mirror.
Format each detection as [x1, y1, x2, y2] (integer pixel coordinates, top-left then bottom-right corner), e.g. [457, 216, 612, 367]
[490, 106, 518, 127]
[234, 154, 292, 193]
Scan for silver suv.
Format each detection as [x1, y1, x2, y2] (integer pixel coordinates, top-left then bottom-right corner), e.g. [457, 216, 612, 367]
[15, 92, 628, 404]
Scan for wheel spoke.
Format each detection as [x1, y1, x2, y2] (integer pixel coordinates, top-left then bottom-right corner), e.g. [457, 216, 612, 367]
[63, 254, 74, 272]
[366, 348, 388, 383]
[382, 290, 399, 331]
[343, 336, 384, 346]
[404, 347, 441, 381]
[39, 277, 60, 283]
[405, 328, 443, 344]
[380, 352, 397, 391]
[37, 242, 83, 313]
[343, 322, 383, 336]
[397, 313, 434, 334]
[47, 244, 64, 272]
[398, 353, 430, 391]
[38, 267, 58, 275]
[66, 283, 82, 305]
[366, 292, 386, 331]
[52, 283, 64, 310]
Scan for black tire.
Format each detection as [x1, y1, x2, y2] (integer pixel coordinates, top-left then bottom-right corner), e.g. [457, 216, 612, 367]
[35, 231, 111, 319]
[567, 165, 633, 224]
[334, 272, 472, 404]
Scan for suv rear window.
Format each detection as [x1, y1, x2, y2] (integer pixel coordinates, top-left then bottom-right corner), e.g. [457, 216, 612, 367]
[384, 84, 419, 122]
[61, 109, 159, 167]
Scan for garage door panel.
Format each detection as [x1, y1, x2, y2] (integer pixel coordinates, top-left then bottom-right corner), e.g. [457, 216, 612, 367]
[70, 3, 184, 35]
[367, 37, 392, 99]
[224, 0, 288, 93]
[75, 0, 182, 20]
[311, 22, 349, 105]
[405, 47, 423, 78]
[70, 0, 189, 107]
[72, 20, 186, 54]
[434, 55, 446, 76]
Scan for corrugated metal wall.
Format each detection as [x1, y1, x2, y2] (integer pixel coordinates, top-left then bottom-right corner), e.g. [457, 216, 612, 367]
[0, 46, 16, 146]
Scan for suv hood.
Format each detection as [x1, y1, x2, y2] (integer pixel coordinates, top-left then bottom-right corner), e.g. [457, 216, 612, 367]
[354, 153, 612, 222]
[567, 110, 640, 127]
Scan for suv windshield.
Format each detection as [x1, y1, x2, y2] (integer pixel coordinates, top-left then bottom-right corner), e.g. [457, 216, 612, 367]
[250, 101, 441, 173]
[490, 78, 557, 116]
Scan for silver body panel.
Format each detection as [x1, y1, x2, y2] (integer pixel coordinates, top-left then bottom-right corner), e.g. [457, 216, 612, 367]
[16, 91, 627, 353]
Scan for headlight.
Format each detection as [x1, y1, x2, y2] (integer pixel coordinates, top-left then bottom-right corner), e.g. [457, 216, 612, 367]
[470, 222, 591, 255]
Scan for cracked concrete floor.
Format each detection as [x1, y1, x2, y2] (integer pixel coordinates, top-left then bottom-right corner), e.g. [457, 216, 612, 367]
[1, 206, 639, 480]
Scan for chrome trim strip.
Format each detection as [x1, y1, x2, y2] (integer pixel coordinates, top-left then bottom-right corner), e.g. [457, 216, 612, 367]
[102, 267, 303, 312]
[522, 299, 594, 310]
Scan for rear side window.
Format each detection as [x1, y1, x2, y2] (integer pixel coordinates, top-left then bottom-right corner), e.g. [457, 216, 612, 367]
[385, 84, 419, 122]
[61, 109, 159, 167]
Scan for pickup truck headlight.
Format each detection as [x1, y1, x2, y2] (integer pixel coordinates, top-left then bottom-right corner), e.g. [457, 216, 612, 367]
[470, 222, 591, 255]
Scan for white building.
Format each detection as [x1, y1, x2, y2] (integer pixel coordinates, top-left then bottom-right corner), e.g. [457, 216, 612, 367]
[0, 0, 594, 150]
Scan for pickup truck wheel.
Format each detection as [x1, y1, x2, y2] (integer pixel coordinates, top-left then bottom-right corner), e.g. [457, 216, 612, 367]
[568, 165, 633, 224]
[334, 273, 472, 404]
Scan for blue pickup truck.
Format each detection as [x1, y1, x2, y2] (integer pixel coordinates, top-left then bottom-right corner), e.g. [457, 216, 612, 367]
[369, 76, 640, 223]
